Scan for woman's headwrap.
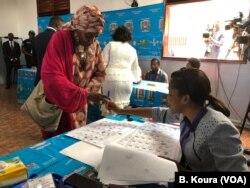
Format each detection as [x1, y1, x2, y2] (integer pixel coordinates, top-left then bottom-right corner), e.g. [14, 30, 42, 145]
[71, 5, 105, 34]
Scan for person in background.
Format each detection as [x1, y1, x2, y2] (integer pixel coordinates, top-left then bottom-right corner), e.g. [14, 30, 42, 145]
[33, 16, 65, 86]
[22, 30, 36, 68]
[107, 68, 248, 171]
[101, 26, 141, 109]
[186, 57, 200, 69]
[204, 21, 224, 59]
[40, 5, 109, 139]
[145, 58, 168, 83]
[2, 33, 21, 89]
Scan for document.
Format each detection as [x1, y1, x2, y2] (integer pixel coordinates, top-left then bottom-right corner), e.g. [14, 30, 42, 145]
[98, 144, 177, 185]
[66, 119, 137, 148]
[60, 141, 104, 169]
[62, 118, 181, 184]
[65, 119, 181, 161]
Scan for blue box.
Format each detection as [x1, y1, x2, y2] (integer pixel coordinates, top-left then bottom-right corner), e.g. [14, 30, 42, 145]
[130, 80, 168, 107]
[17, 68, 37, 104]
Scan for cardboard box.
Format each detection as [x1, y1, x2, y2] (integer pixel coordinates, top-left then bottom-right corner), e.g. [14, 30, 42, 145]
[17, 68, 36, 104]
[0, 157, 28, 187]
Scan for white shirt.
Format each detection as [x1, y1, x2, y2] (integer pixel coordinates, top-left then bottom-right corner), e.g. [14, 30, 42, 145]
[9, 41, 14, 48]
[102, 41, 141, 82]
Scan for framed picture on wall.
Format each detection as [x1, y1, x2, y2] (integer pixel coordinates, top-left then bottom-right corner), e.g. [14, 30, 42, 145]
[109, 22, 118, 33]
[125, 21, 134, 32]
[141, 19, 151, 32]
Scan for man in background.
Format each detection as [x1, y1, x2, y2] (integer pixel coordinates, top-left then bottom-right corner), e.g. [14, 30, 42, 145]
[145, 58, 168, 83]
[22, 30, 36, 68]
[204, 21, 224, 59]
[2, 33, 21, 89]
[186, 57, 200, 69]
[33, 16, 64, 86]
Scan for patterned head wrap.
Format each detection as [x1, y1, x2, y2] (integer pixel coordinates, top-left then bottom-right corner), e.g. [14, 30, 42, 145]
[71, 5, 105, 34]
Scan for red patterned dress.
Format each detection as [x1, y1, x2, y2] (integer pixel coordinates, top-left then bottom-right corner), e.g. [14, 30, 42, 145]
[41, 29, 105, 139]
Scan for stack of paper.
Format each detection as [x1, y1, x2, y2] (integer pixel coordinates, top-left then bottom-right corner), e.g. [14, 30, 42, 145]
[98, 144, 177, 185]
[62, 119, 181, 171]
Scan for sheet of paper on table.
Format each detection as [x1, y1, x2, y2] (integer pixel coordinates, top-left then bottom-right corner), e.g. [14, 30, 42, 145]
[61, 118, 181, 183]
[60, 141, 104, 169]
[98, 143, 177, 185]
[65, 119, 138, 148]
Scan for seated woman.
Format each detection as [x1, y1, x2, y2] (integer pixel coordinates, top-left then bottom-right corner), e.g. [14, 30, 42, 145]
[107, 68, 248, 171]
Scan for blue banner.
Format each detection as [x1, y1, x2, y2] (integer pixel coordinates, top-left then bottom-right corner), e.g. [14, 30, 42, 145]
[37, 3, 164, 59]
[99, 3, 164, 59]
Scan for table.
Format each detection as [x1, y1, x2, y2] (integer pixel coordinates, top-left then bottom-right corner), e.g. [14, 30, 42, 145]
[130, 80, 168, 107]
[0, 115, 179, 187]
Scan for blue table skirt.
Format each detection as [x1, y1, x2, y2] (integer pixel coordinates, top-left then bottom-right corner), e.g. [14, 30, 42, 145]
[0, 116, 169, 188]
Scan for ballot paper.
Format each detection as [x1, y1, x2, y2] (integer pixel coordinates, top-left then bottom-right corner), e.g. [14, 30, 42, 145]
[65, 119, 181, 162]
[66, 119, 137, 148]
[60, 141, 104, 169]
[117, 122, 181, 161]
[98, 144, 177, 185]
[62, 118, 181, 181]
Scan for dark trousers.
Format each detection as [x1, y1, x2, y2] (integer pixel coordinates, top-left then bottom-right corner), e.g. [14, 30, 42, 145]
[5, 61, 20, 87]
[25, 55, 33, 68]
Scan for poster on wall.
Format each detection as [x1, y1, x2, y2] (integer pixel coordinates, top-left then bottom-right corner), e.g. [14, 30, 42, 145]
[99, 3, 164, 60]
[37, 3, 164, 60]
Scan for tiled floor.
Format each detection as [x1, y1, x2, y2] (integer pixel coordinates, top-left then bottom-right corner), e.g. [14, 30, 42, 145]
[0, 84, 42, 156]
[0, 84, 249, 170]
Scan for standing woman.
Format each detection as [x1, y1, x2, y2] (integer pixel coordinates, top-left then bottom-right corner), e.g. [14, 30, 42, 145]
[107, 68, 248, 171]
[102, 26, 142, 108]
[41, 5, 109, 139]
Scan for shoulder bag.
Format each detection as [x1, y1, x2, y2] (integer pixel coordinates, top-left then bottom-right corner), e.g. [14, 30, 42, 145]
[20, 80, 63, 132]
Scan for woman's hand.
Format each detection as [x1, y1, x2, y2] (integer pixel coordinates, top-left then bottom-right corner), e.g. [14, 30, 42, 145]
[87, 93, 110, 105]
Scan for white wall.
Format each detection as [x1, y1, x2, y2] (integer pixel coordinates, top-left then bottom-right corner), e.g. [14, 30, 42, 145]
[0, 0, 37, 39]
[0, 0, 249, 126]
[139, 58, 250, 126]
[16, 0, 37, 39]
[0, 0, 19, 37]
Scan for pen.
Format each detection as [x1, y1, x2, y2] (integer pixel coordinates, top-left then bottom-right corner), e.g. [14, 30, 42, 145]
[107, 90, 110, 97]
